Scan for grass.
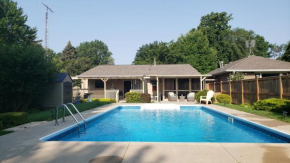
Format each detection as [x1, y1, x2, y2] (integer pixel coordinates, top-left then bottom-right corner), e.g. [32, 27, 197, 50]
[27, 101, 112, 122]
[0, 101, 113, 137]
[215, 103, 290, 123]
[0, 130, 14, 136]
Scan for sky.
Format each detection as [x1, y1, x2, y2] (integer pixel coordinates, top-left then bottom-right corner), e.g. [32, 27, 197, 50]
[15, 0, 290, 64]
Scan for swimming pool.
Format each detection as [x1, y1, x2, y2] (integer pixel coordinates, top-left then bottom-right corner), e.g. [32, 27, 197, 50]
[41, 105, 290, 143]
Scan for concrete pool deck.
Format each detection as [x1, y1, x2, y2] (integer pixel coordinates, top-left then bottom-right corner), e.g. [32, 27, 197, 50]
[0, 103, 290, 163]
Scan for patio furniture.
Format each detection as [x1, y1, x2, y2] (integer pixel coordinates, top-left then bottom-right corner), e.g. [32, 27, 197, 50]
[168, 92, 178, 101]
[187, 92, 195, 102]
[200, 90, 214, 105]
[179, 95, 185, 102]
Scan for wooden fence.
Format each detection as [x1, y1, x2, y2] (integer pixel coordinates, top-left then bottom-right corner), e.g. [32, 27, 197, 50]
[207, 74, 290, 105]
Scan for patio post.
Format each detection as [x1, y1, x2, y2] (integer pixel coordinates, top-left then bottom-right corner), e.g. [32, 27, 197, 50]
[156, 77, 159, 101]
[101, 78, 108, 98]
[140, 78, 145, 93]
[200, 76, 202, 90]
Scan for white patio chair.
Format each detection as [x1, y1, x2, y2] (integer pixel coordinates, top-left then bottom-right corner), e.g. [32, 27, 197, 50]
[200, 90, 214, 105]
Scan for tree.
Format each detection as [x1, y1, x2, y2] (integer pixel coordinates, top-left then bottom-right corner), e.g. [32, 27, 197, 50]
[198, 12, 233, 46]
[281, 42, 290, 62]
[0, 0, 37, 45]
[76, 40, 114, 66]
[168, 30, 217, 74]
[133, 41, 170, 64]
[61, 41, 77, 61]
[0, 44, 56, 112]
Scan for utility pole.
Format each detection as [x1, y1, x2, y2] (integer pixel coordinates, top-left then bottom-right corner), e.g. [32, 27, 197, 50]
[42, 3, 54, 49]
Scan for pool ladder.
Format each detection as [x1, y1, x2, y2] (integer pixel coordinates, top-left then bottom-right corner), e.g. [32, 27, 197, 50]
[55, 103, 87, 137]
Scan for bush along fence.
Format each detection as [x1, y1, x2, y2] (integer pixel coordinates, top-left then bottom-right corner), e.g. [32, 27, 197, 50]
[206, 74, 290, 105]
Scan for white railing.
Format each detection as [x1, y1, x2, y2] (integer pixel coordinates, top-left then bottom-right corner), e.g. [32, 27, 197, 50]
[106, 89, 119, 102]
[130, 89, 143, 93]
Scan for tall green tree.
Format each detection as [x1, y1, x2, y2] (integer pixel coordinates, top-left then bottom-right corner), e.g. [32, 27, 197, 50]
[0, 44, 56, 112]
[0, 0, 37, 45]
[133, 41, 170, 64]
[76, 40, 114, 65]
[281, 42, 290, 62]
[61, 41, 77, 61]
[168, 30, 217, 74]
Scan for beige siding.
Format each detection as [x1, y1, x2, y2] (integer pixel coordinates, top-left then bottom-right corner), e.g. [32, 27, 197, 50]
[41, 83, 63, 108]
[63, 75, 72, 82]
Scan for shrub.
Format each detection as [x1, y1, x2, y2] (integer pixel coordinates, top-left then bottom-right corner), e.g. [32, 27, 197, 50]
[0, 112, 28, 127]
[80, 99, 88, 103]
[196, 90, 215, 103]
[80, 98, 116, 103]
[216, 94, 231, 105]
[141, 93, 151, 103]
[94, 98, 116, 103]
[240, 103, 253, 109]
[125, 92, 142, 103]
[254, 98, 290, 112]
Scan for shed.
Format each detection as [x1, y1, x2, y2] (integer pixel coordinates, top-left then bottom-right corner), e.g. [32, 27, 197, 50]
[41, 73, 73, 108]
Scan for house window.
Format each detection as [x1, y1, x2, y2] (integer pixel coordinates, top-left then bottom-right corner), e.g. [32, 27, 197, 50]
[95, 80, 104, 88]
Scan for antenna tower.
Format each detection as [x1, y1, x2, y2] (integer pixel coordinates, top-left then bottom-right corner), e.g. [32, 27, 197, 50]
[42, 3, 54, 49]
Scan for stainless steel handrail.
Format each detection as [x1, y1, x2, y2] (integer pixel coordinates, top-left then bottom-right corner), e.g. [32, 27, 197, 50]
[55, 104, 81, 137]
[65, 103, 87, 134]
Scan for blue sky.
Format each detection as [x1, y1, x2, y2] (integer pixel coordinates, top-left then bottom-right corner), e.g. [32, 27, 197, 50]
[15, 0, 290, 64]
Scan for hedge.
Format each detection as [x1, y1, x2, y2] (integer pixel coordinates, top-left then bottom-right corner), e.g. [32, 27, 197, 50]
[216, 94, 231, 105]
[141, 93, 151, 103]
[196, 90, 215, 103]
[80, 98, 116, 103]
[125, 92, 142, 103]
[254, 98, 290, 112]
[0, 112, 28, 127]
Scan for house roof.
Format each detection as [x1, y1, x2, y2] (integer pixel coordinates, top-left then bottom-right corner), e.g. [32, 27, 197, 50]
[208, 55, 290, 76]
[55, 73, 71, 82]
[77, 64, 202, 78]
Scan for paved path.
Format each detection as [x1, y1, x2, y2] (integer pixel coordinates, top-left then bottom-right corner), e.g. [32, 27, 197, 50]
[1, 103, 290, 163]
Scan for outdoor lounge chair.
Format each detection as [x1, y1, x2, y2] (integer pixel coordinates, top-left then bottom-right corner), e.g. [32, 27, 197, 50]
[187, 92, 195, 102]
[200, 90, 214, 105]
[168, 92, 178, 101]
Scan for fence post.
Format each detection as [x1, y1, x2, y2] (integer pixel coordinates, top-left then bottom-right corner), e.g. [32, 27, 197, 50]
[214, 82, 216, 92]
[255, 75, 260, 101]
[279, 73, 283, 99]
[220, 81, 223, 94]
[229, 80, 232, 100]
[241, 80, 244, 104]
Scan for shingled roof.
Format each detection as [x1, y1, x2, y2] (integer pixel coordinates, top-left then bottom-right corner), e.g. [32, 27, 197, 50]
[77, 64, 202, 78]
[208, 55, 290, 75]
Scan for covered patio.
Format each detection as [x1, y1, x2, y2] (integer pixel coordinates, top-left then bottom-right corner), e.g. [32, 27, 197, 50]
[76, 64, 209, 101]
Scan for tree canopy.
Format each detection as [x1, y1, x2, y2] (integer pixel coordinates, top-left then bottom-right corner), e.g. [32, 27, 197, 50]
[281, 42, 290, 62]
[0, 0, 56, 112]
[76, 40, 114, 65]
[132, 11, 274, 74]
[0, 0, 37, 45]
[133, 41, 169, 65]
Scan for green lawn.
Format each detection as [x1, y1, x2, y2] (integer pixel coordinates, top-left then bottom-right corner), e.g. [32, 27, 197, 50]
[0, 101, 113, 136]
[215, 103, 290, 123]
[27, 101, 112, 122]
[0, 130, 14, 136]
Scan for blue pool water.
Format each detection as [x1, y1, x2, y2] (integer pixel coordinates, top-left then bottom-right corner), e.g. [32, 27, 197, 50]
[44, 106, 290, 143]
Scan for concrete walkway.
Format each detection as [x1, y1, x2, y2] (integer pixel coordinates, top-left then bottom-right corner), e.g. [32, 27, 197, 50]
[1, 103, 290, 163]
